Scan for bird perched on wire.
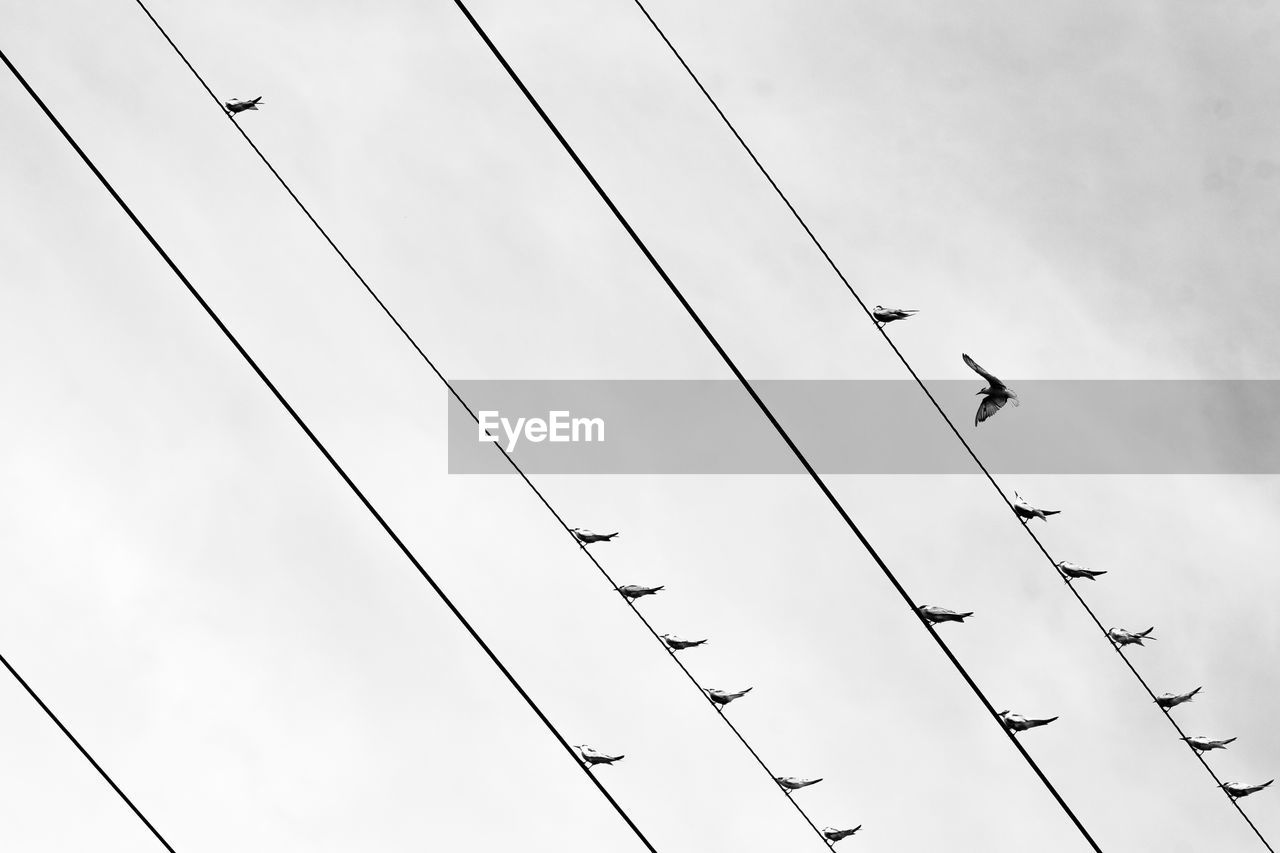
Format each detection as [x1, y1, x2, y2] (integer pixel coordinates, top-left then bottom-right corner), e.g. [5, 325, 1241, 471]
[224, 96, 263, 115]
[999, 710, 1058, 734]
[617, 584, 663, 601]
[1108, 626, 1156, 647]
[822, 826, 862, 843]
[1183, 735, 1237, 753]
[963, 353, 1019, 426]
[574, 745, 624, 767]
[705, 687, 752, 707]
[1013, 492, 1060, 523]
[917, 604, 974, 625]
[660, 634, 707, 652]
[775, 776, 822, 793]
[1057, 561, 1106, 582]
[873, 306, 918, 327]
[570, 528, 618, 545]
[1155, 686, 1201, 710]
[1222, 780, 1273, 799]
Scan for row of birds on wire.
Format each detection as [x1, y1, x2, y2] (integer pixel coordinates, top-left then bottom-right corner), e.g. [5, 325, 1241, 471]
[872, 306, 1273, 801]
[224, 93, 1271, 830]
[567, 527, 862, 845]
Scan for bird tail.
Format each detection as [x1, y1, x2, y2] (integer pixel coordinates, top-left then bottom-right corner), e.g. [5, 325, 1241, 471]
[1043, 509, 1061, 516]
[1223, 737, 1238, 746]
[960, 612, 975, 619]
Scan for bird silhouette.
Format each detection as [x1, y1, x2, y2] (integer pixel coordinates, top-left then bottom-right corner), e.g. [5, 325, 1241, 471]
[1056, 561, 1106, 582]
[775, 776, 822, 792]
[1222, 779, 1273, 799]
[570, 528, 619, 545]
[963, 354, 1019, 425]
[999, 710, 1058, 734]
[873, 306, 918, 327]
[918, 604, 974, 625]
[1108, 626, 1156, 647]
[822, 826, 862, 842]
[1012, 492, 1060, 523]
[1183, 735, 1237, 753]
[1154, 687, 1202, 710]
[617, 584, 663, 601]
[660, 634, 707, 652]
[575, 744, 624, 767]
[705, 687, 753, 707]
[224, 96, 263, 115]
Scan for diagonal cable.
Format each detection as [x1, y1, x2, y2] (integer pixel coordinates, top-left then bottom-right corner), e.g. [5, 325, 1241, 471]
[0, 43, 659, 853]
[447, 1, 1106, 850]
[625, 2, 1275, 850]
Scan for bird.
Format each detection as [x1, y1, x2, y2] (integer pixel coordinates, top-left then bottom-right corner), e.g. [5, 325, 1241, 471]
[963, 353, 1019, 425]
[1057, 560, 1106, 582]
[998, 710, 1058, 734]
[574, 744, 624, 767]
[660, 634, 707, 651]
[775, 776, 822, 792]
[1222, 780, 1273, 799]
[1154, 686, 1202, 710]
[1182, 735, 1237, 753]
[570, 528, 619, 545]
[918, 604, 974, 624]
[822, 826, 862, 843]
[705, 687, 753, 707]
[1108, 626, 1156, 647]
[1012, 492, 1060, 523]
[224, 96, 263, 115]
[617, 584, 663, 601]
[873, 306, 918, 326]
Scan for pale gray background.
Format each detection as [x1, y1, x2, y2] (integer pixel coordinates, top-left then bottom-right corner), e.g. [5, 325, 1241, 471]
[1, 1, 1278, 851]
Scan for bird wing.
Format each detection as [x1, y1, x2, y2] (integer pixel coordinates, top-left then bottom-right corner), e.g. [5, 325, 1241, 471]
[975, 395, 1008, 424]
[963, 353, 1005, 388]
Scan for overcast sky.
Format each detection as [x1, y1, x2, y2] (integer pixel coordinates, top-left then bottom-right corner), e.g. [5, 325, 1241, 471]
[2, 0, 1279, 851]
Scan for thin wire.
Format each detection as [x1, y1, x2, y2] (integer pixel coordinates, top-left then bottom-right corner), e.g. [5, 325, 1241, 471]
[0, 45, 659, 853]
[127, 3, 845, 848]
[626, 2, 1276, 850]
[0, 651, 178, 852]
[448, 2, 1106, 850]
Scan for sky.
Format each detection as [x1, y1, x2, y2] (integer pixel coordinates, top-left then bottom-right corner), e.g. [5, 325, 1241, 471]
[1, 0, 1278, 851]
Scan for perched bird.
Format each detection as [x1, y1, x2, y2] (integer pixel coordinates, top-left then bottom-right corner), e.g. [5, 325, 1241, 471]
[1222, 780, 1273, 799]
[570, 528, 618, 545]
[873, 306, 918, 326]
[1013, 492, 1060, 523]
[660, 634, 707, 652]
[918, 604, 974, 625]
[1183, 735, 1237, 753]
[822, 826, 862, 843]
[1108, 626, 1156, 647]
[963, 353, 1019, 426]
[1057, 560, 1106, 582]
[1155, 686, 1202, 710]
[224, 96, 263, 115]
[999, 710, 1058, 734]
[775, 776, 822, 792]
[705, 687, 753, 707]
[617, 584, 663, 601]
[575, 745, 624, 767]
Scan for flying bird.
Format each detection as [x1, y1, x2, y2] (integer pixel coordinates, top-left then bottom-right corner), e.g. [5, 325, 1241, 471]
[999, 710, 1058, 734]
[822, 826, 862, 843]
[1183, 735, 1237, 753]
[224, 96, 263, 115]
[574, 745, 624, 767]
[660, 634, 707, 651]
[1108, 626, 1156, 647]
[775, 776, 822, 792]
[1155, 687, 1202, 710]
[873, 306, 918, 326]
[705, 687, 753, 707]
[1222, 780, 1273, 799]
[617, 584, 663, 601]
[918, 604, 974, 624]
[570, 528, 618, 545]
[1013, 492, 1060, 523]
[1057, 561, 1106, 582]
[963, 353, 1019, 426]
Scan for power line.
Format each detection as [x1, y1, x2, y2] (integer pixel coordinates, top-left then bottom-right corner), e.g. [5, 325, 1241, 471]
[447, 2, 1106, 851]
[128, 2, 845, 846]
[0, 651, 177, 852]
[0, 45, 659, 853]
[624, 2, 1276, 851]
